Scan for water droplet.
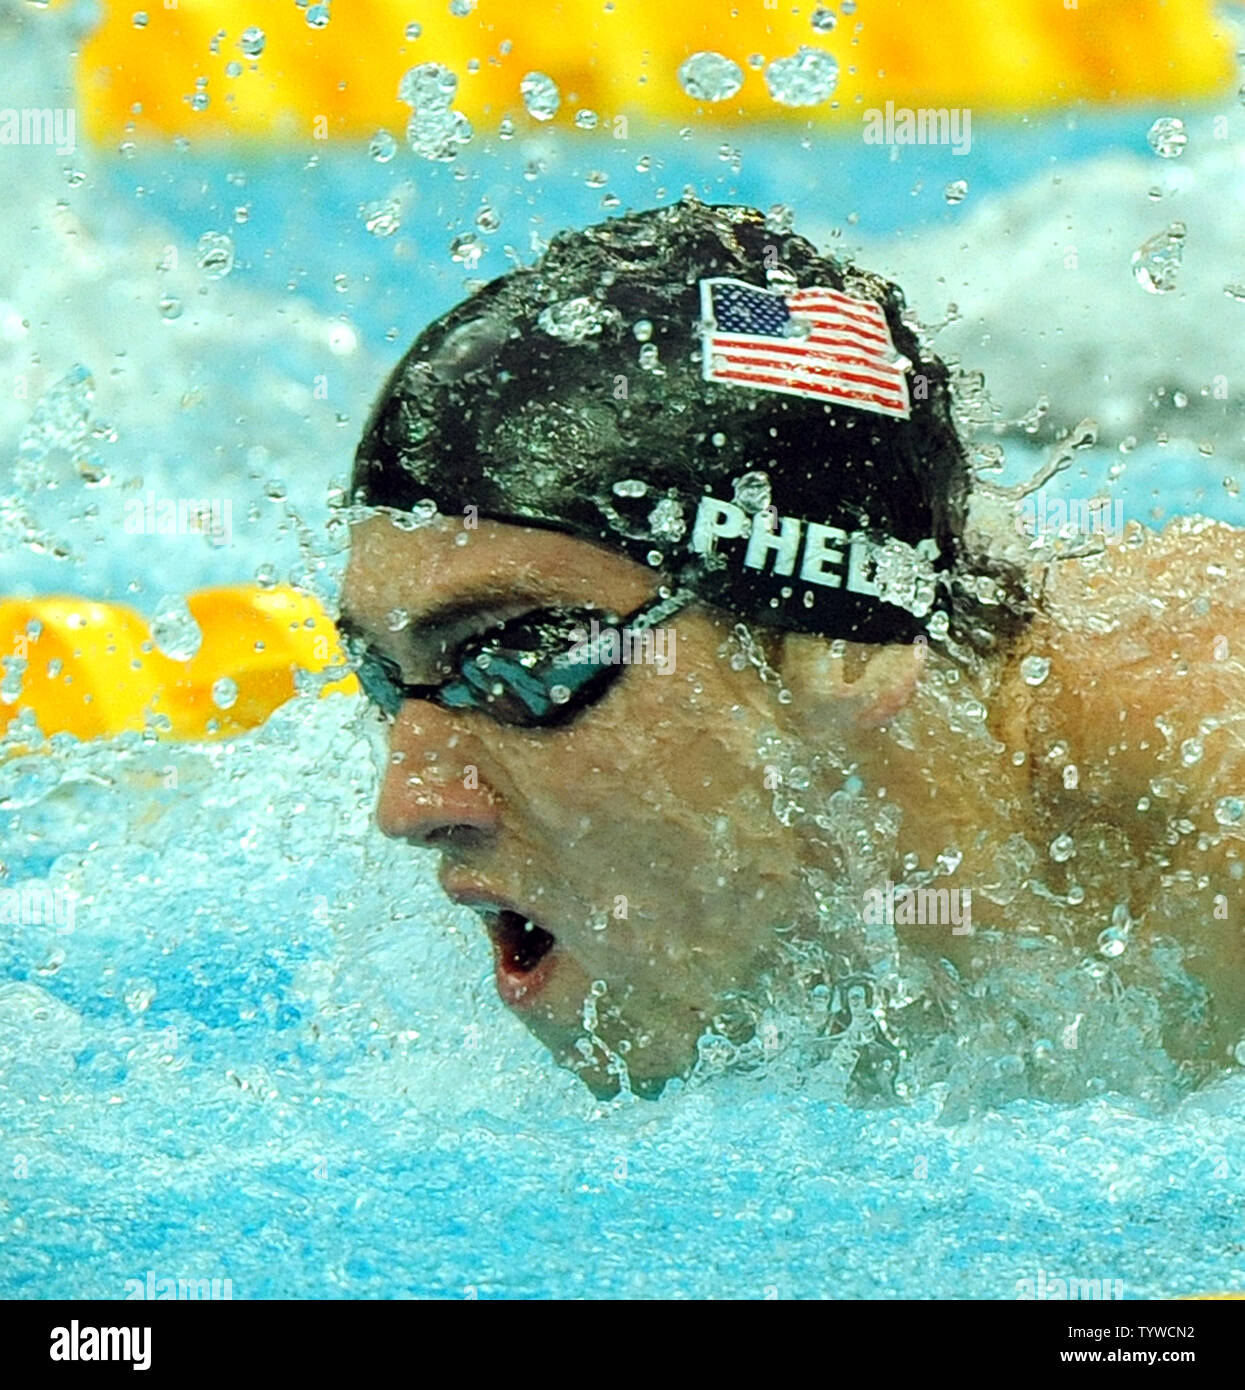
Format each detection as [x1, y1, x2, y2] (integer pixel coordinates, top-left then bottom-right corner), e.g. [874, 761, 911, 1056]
[1234, 1037, 1245, 1066]
[361, 191, 406, 237]
[132, 11, 148, 27]
[1020, 654, 1051, 686]
[306, 2, 331, 28]
[450, 232, 481, 268]
[1146, 116, 1187, 158]
[613, 478, 648, 498]
[196, 231, 234, 278]
[1131, 222, 1185, 294]
[406, 106, 472, 161]
[151, 595, 203, 662]
[537, 296, 615, 342]
[211, 676, 239, 710]
[369, 129, 397, 162]
[1180, 737, 1204, 766]
[765, 47, 838, 106]
[944, 178, 968, 205]
[1049, 833, 1076, 863]
[549, 684, 571, 705]
[404, 21, 422, 40]
[677, 51, 745, 102]
[450, 0, 475, 13]
[239, 25, 265, 57]
[1214, 796, 1244, 825]
[520, 71, 561, 121]
[399, 62, 458, 109]
[575, 108, 599, 130]
[475, 202, 500, 233]
[811, 6, 836, 32]
[648, 497, 685, 541]
[1097, 925, 1128, 959]
[732, 470, 772, 516]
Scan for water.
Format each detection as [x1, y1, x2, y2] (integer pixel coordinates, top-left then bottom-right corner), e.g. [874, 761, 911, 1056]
[3, 3, 1245, 1300]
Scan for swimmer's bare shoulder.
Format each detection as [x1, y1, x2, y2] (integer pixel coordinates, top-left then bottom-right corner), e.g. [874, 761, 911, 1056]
[1009, 516, 1245, 1011]
[1019, 516, 1245, 812]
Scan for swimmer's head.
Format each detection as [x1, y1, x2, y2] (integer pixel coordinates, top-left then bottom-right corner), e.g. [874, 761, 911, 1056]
[343, 201, 1029, 1099]
[353, 199, 1021, 649]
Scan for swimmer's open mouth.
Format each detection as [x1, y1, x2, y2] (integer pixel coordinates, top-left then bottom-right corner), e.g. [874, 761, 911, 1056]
[441, 880, 558, 1008]
[478, 909, 557, 1007]
[485, 909, 556, 975]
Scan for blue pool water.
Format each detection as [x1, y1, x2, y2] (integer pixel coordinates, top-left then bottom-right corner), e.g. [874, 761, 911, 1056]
[3, 4, 1245, 1300]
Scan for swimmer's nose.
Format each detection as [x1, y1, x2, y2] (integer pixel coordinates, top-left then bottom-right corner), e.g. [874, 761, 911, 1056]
[375, 706, 501, 846]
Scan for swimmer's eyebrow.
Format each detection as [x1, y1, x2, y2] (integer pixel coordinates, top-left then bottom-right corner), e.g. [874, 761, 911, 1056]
[338, 592, 540, 648]
[336, 591, 555, 679]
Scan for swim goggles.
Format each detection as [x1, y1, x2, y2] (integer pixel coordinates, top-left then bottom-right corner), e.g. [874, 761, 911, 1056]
[343, 588, 692, 728]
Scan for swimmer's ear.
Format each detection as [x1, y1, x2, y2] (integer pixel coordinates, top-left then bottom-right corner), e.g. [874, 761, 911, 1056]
[780, 636, 923, 731]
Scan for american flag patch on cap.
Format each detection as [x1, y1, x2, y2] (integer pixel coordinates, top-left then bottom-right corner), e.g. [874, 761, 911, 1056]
[699, 277, 912, 420]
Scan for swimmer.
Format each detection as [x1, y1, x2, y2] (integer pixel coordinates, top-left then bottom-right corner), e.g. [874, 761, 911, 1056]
[341, 200, 1245, 1099]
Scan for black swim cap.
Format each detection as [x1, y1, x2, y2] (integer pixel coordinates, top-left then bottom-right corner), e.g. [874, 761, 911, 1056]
[352, 200, 972, 643]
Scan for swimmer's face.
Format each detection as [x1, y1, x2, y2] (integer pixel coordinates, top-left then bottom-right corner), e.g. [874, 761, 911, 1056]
[341, 512, 811, 1098]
